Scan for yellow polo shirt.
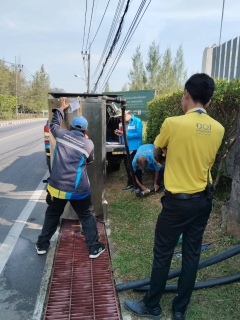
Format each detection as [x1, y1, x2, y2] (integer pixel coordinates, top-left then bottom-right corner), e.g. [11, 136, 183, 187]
[154, 107, 224, 193]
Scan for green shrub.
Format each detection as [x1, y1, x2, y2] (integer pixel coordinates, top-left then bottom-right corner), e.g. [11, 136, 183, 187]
[145, 78, 240, 188]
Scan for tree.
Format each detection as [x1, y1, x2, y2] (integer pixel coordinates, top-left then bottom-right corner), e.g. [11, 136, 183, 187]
[146, 41, 162, 90]
[121, 83, 128, 91]
[104, 82, 110, 92]
[160, 47, 175, 93]
[172, 45, 187, 89]
[26, 65, 50, 112]
[126, 44, 187, 94]
[0, 94, 17, 118]
[227, 107, 240, 238]
[128, 45, 147, 90]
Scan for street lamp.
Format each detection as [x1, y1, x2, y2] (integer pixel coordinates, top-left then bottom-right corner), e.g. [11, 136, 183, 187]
[74, 74, 89, 93]
[74, 74, 86, 82]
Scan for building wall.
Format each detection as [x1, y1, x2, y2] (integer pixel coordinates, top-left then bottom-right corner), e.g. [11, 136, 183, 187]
[202, 36, 240, 80]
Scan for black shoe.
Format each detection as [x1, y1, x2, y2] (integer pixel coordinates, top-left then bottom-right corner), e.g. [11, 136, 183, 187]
[156, 187, 164, 194]
[124, 299, 162, 319]
[35, 244, 47, 255]
[172, 310, 187, 320]
[122, 185, 133, 191]
[156, 182, 164, 193]
[89, 243, 105, 259]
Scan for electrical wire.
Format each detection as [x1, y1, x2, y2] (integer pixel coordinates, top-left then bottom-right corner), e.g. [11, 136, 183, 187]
[85, 0, 96, 52]
[100, 0, 151, 92]
[100, 0, 148, 91]
[22, 66, 34, 78]
[82, 0, 88, 53]
[87, 0, 111, 51]
[21, 69, 33, 81]
[91, 0, 124, 82]
[91, 0, 123, 83]
[1, 60, 34, 80]
[93, 0, 131, 92]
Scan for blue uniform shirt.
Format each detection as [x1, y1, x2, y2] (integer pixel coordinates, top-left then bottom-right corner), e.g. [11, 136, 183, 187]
[132, 144, 162, 172]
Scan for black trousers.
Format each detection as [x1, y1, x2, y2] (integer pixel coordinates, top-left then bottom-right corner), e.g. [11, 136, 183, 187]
[37, 193, 99, 250]
[143, 194, 212, 313]
[123, 151, 137, 186]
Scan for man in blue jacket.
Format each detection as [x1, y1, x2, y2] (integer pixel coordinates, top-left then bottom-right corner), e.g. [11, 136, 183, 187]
[113, 109, 143, 190]
[132, 144, 165, 193]
[36, 97, 105, 259]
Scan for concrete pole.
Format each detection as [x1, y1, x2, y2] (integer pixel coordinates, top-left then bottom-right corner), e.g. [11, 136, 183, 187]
[15, 57, 18, 119]
[87, 53, 90, 93]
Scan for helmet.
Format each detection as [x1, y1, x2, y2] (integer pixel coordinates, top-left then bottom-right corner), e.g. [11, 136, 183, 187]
[71, 116, 88, 131]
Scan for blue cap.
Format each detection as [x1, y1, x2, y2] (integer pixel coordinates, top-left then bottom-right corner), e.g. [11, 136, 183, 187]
[71, 116, 88, 131]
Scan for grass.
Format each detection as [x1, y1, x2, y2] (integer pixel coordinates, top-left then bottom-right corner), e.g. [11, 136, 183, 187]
[106, 164, 240, 320]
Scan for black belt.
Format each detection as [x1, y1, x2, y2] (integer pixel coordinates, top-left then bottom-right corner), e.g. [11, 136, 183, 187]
[164, 190, 205, 199]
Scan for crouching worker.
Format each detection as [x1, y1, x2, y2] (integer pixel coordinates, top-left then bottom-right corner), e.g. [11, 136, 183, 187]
[36, 97, 105, 259]
[132, 144, 165, 193]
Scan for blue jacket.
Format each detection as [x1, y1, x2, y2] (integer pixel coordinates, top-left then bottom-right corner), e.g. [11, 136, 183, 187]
[120, 115, 143, 151]
[132, 144, 162, 172]
[48, 108, 94, 199]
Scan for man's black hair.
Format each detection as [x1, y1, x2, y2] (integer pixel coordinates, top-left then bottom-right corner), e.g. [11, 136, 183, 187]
[184, 73, 215, 106]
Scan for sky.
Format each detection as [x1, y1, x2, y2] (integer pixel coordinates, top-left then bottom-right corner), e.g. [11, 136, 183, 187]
[1, 0, 240, 94]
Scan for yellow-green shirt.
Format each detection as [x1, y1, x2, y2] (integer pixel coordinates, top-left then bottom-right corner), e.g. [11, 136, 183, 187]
[154, 107, 224, 193]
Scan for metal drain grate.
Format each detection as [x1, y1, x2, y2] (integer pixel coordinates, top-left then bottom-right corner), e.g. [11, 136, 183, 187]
[44, 218, 121, 320]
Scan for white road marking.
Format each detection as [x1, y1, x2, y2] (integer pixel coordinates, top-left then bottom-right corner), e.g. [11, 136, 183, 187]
[0, 171, 49, 275]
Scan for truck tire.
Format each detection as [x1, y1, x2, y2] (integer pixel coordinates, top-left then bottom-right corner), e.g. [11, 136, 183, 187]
[46, 156, 51, 174]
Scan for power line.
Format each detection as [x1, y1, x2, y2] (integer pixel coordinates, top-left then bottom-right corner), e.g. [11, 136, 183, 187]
[85, 0, 96, 52]
[1, 60, 23, 68]
[100, 0, 151, 92]
[100, 0, 148, 90]
[93, 0, 131, 92]
[91, 0, 124, 82]
[1, 60, 34, 81]
[87, 0, 111, 51]
[21, 69, 33, 81]
[22, 66, 34, 78]
[91, 0, 123, 82]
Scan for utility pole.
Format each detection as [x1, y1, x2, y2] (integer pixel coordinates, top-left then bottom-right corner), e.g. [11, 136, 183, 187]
[87, 53, 90, 94]
[82, 51, 90, 93]
[15, 56, 18, 119]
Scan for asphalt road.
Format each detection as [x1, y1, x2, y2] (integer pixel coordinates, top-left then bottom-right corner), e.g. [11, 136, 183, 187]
[0, 119, 54, 320]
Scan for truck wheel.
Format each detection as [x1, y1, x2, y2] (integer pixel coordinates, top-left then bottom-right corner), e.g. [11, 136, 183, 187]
[46, 156, 51, 174]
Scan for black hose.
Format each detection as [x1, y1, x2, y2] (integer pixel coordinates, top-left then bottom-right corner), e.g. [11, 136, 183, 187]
[133, 273, 240, 292]
[116, 244, 240, 292]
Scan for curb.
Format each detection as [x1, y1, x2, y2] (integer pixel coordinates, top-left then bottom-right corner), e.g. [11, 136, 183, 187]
[105, 221, 132, 320]
[0, 119, 46, 126]
[32, 228, 60, 320]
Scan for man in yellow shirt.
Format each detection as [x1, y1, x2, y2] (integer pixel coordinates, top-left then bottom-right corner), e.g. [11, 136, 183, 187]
[124, 73, 224, 320]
